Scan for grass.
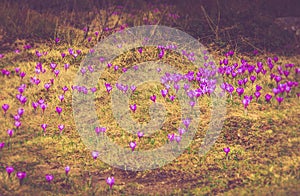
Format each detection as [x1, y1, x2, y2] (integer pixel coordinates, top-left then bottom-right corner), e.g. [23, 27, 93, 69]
[0, 1, 299, 195]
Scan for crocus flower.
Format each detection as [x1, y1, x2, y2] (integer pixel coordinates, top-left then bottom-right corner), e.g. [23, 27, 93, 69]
[242, 98, 250, 109]
[130, 85, 136, 93]
[20, 72, 26, 79]
[178, 128, 186, 135]
[129, 141, 136, 151]
[54, 69, 60, 77]
[2, 104, 9, 114]
[64, 64, 70, 71]
[168, 133, 175, 142]
[161, 89, 168, 98]
[150, 95, 156, 102]
[114, 65, 119, 71]
[276, 97, 284, 104]
[169, 95, 175, 101]
[256, 85, 262, 91]
[254, 91, 261, 101]
[236, 87, 244, 97]
[175, 135, 181, 143]
[14, 114, 20, 121]
[182, 118, 191, 129]
[65, 166, 70, 175]
[58, 95, 64, 102]
[18, 108, 24, 116]
[16, 171, 26, 183]
[106, 176, 115, 189]
[58, 124, 64, 133]
[56, 107, 62, 116]
[45, 174, 54, 183]
[41, 124, 47, 132]
[92, 151, 99, 159]
[6, 166, 14, 177]
[130, 104, 137, 112]
[223, 147, 230, 156]
[265, 94, 272, 103]
[137, 131, 144, 139]
[7, 129, 14, 137]
[55, 37, 60, 43]
[0, 142, 5, 150]
[95, 127, 106, 135]
[44, 83, 51, 91]
[250, 75, 256, 83]
[14, 121, 21, 129]
[105, 83, 112, 94]
[40, 103, 47, 113]
[138, 48, 143, 54]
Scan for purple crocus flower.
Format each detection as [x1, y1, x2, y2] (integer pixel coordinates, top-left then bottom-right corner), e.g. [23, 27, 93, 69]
[56, 107, 62, 116]
[0, 142, 5, 150]
[58, 95, 64, 102]
[150, 95, 156, 102]
[273, 88, 280, 96]
[41, 124, 47, 132]
[6, 166, 14, 177]
[32, 102, 38, 111]
[55, 37, 60, 43]
[254, 91, 261, 101]
[129, 141, 136, 151]
[130, 104, 137, 112]
[14, 114, 20, 121]
[250, 75, 256, 83]
[161, 89, 168, 98]
[44, 83, 51, 91]
[175, 135, 181, 143]
[138, 48, 143, 54]
[223, 147, 230, 156]
[236, 87, 244, 97]
[40, 103, 47, 113]
[274, 76, 281, 84]
[14, 121, 21, 129]
[64, 63, 70, 71]
[276, 97, 284, 104]
[130, 85, 136, 93]
[58, 124, 64, 133]
[265, 94, 272, 102]
[18, 108, 24, 116]
[20, 72, 26, 79]
[45, 174, 54, 183]
[90, 87, 97, 93]
[178, 128, 186, 135]
[62, 86, 68, 93]
[168, 133, 175, 142]
[169, 95, 175, 101]
[16, 171, 26, 183]
[95, 127, 106, 135]
[182, 118, 191, 129]
[54, 69, 60, 77]
[105, 83, 112, 94]
[242, 98, 250, 109]
[2, 104, 9, 114]
[92, 151, 99, 159]
[256, 85, 262, 91]
[7, 129, 14, 137]
[106, 176, 115, 189]
[137, 131, 144, 139]
[65, 166, 70, 175]
[114, 65, 119, 71]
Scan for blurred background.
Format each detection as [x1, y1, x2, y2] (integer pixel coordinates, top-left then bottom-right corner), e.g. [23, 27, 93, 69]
[0, 0, 299, 54]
